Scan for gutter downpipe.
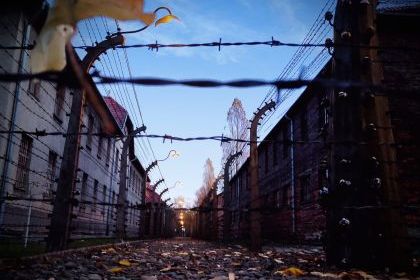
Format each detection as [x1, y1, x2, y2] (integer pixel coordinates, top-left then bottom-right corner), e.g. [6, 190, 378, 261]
[284, 114, 295, 234]
[0, 16, 30, 227]
[106, 139, 116, 236]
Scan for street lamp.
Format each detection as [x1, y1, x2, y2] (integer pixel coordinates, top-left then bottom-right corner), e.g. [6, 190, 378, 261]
[110, 6, 179, 37]
[145, 149, 180, 174]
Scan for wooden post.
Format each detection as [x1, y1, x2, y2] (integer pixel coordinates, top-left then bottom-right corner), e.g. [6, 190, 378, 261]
[211, 177, 222, 240]
[116, 126, 146, 240]
[47, 35, 124, 251]
[249, 101, 275, 251]
[222, 151, 242, 241]
[327, 0, 409, 269]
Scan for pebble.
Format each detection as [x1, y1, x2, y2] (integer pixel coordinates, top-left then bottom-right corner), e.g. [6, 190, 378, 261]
[1, 238, 392, 280]
[88, 273, 103, 280]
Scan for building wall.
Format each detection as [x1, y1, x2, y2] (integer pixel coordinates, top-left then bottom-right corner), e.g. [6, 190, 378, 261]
[226, 64, 332, 244]
[377, 13, 420, 248]
[0, 13, 146, 243]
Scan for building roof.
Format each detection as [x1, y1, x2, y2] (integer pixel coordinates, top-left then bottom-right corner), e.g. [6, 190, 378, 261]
[145, 186, 162, 204]
[377, 0, 420, 14]
[103, 96, 128, 130]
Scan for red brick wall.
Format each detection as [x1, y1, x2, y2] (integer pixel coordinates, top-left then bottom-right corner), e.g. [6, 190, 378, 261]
[377, 14, 420, 246]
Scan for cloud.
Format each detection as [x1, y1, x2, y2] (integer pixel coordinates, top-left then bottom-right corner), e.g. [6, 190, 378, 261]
[119, 1, 265, 65]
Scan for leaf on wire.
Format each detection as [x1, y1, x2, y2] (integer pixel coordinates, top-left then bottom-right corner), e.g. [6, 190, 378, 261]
[155, 14, 180, 26]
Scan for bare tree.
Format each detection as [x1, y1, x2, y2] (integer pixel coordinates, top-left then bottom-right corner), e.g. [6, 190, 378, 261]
[194, 158, 216, 206]
[222, 98, 249, 173]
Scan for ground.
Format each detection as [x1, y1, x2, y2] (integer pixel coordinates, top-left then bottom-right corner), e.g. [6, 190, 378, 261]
[0, 238, 416, 279]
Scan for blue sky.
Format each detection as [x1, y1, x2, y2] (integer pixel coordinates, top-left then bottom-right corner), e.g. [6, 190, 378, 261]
[74, 0, 334, 206]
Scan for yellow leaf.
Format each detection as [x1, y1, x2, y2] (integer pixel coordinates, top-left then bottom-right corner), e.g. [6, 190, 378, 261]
[274, 267, 305, 277]
[155, 14, 180, 26]
[74, 0, 156, 24]
[118, 259, 131, 267]
[31, 0, 156, 73]
[108, 267, 123, 273]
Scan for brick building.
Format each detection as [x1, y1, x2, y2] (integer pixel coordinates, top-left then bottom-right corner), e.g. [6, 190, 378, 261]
[224, 61, 332, 243]
[222, 1, 420, 258]
[0, 3, 149, 248]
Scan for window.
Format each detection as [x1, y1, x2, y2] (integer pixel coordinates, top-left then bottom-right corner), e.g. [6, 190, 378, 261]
[318, 107, 329, 134]
[300, 175, 311, 203]
[48, 150, 58, 191]
[265, 145, 269, 174]
[28, 79, 41, 99]
[275, 190, 281, 208]
[102, 185, 107, 215]
[80, 173, 88, 211]
[105, 138, 111, 165]
[273, 139, 278, 166]
[283, 184, 290, 206]
[86, 114, 94, 149]
[14, 134, 33, 192]
[54, 87, 65, 122]
[93, 179, 98, 212]
[97, 131, 103, 159]
[231, 184, 235, 200]
[282, 125, 290, 158]
[111, 191, 116, 218]
[300, 111, 308, 141]
[115, 149, 119, 174]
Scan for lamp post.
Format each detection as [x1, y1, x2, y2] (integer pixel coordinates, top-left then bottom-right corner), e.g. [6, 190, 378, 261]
[110, 7, 179, 37]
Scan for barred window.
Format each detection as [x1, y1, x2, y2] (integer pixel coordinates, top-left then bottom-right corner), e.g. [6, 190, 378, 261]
[28, 79, 41, 99]
[48, 150, 58, 191]
[93, 179, 98, 212]
[54, 87, 65, 122]
[97, 131, 103, 159]
[105, 138, 111, 165]
[14, 134, 33, 192]
[300, 175, 311, 203]
[79, 173, 88, 211]
[102, 185, 107, 215]
[86, 114, 94, 149]
[300, 111, 308, 141]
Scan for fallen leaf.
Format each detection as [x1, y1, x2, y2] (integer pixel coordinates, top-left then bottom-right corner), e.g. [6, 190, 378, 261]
[310, 271, 340, 279]
[228, 272, 235, 280]
[274, 267, 305, 277]
[108, 267, 123, 273]
[258, 253, 269, 258]
[118, 259, 131, 267]
[160, 266, 172, 272]
[274, 258, 284, 264]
